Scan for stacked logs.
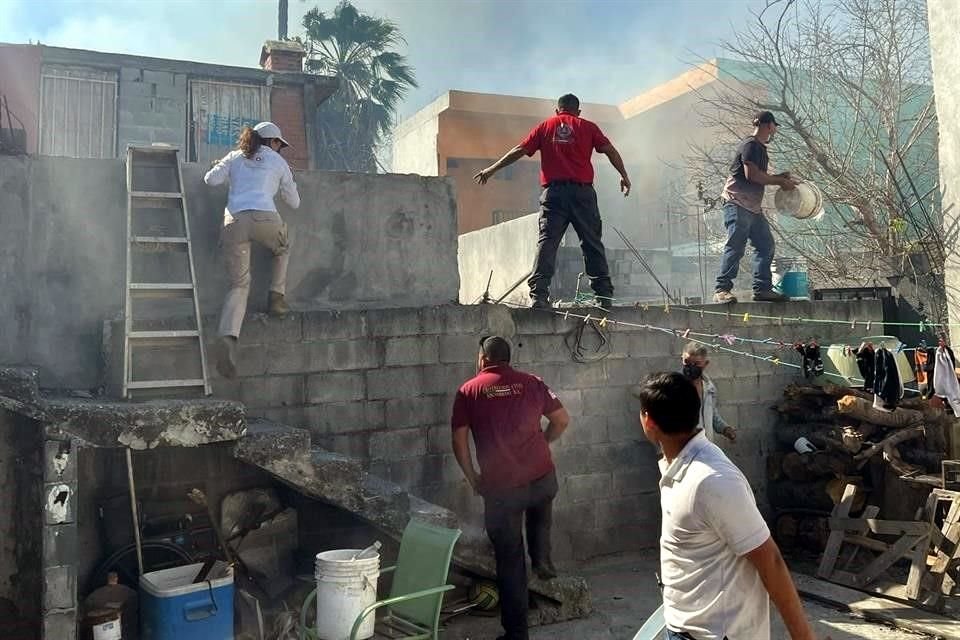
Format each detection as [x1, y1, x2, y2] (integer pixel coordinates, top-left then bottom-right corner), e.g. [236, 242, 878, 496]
[770, 383, 950, 550]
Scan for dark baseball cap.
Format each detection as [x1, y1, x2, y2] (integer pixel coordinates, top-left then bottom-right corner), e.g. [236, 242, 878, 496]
[754, 110, 778, 126]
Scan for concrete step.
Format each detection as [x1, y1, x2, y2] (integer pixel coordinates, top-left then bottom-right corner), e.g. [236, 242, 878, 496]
[234, 422, 591, 625]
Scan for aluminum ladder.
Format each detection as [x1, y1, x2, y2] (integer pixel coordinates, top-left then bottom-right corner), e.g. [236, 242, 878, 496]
[122, 144, 211, 398]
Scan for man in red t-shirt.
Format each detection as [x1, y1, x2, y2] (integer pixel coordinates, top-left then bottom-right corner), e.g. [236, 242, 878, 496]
[474, 93, 631, 309]
[451, 336, 570, 640]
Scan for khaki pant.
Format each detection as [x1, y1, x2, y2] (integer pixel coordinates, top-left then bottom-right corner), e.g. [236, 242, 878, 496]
[218, 210, 290, 337]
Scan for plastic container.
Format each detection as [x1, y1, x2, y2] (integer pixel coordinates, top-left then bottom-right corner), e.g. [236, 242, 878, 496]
[772, 258, 809, 299]
[314, 549, 381, 640]
[139, 561, 234, 640]
[774, 181, 824, 220]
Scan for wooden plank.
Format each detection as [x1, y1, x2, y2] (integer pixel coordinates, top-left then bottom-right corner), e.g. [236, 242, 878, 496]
[857, 534, 925, 586]
[792, 572, 960, 639]
[931, 496, 960, 575]
[906, 492, 939, 599]
[818, 484, 858, 579]
[829, 518, 931, 536]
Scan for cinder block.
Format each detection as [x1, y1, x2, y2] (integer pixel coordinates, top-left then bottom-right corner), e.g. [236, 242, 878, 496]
[263, 342, 308, 375]
[315, 340, 382, 372]
[388, 453, 462, 487]
[385, 395, 451, 429]
[120, 66, 142, 82]
[302, 310, 368, 341]
[563, 472, 612, 503]
[142, 69, 176, 85]
[426, 424, 453, 453]
[117, 95, 156, 113]
[370, 428, 426, 461]
[240, 375, 305, 408]
[563, 416, 608, 446]
[44, 523, 78, 568]
[550, 388, 581, 415]
[155, 80, 187, 99]
[613, 467, 660, 497]
[384, 336, 439, 366]
[582, 386, 631, 416]
[607, 413, 643, 442]
[549, 362, 610, 389]
[552, 501, 598, 533]
[595, 492, 660, 532]
[239, 313, 303, 346]
[527, 334, 572, 364]
[512, 310, 562, 335]
[43, 565, 76, 610]
[367, 308, 422, 337]
[420, 305, 486, 335]
[44, 440, 76, 484]
[43, 610, 77, 640]
[303, 401, 385, 435]
[236, 344, 269, 377]
[366, 367, 424, 400]
[306, 371, 366, 403]
[312, 433, 370, 460]
[424, 364, 474, 395]
[119, 81, 156, 98]
[438, 334, 481, 363]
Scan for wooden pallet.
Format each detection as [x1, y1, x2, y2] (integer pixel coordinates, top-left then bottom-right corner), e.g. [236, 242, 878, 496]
[817, 483, 960, 610]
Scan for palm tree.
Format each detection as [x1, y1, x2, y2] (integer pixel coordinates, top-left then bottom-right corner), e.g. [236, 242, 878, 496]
[302, 1, 417, 171]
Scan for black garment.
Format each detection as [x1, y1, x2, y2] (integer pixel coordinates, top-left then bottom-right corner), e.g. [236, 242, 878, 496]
[794, 342, 824, 379]
[855, 344, 875, 390]
[528, 183, 612, 303]
[483, 470, 559, 640]
[873, 347, 902, 410]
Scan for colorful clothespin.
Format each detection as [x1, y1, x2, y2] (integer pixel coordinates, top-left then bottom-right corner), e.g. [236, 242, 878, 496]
[743, 312, 750, 323]
[700, 308, 705, 320]
[642, 304, 649, 311]
[682, 328, 691, 338]
[865, 321, 872, 332]
[584, 314, 592, 325]
[563, 311, 570, 321]
[772, 357, 781, 366]
[851, 319, 857, 329]
[599, 316, 608, 328]
[778, 316, 784, 326]
[919, 320, 926, 332]
[664, 303, 670, 313]
[720, 334, 737, 346]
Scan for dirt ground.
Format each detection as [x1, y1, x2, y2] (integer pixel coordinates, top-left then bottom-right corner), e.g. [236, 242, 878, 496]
[442, 551, 932, 640]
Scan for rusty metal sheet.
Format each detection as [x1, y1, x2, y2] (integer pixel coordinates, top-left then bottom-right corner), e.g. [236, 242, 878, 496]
[189, 80, 269, 165]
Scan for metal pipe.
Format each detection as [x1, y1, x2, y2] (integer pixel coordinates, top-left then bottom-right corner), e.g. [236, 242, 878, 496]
[126, 448, 144, 576]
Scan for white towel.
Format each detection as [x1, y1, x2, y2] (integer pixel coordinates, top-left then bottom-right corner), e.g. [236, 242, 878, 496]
[933, 347, 960, 410]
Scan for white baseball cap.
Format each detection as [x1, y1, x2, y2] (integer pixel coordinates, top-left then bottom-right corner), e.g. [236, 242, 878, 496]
[253, 121, 290, 148]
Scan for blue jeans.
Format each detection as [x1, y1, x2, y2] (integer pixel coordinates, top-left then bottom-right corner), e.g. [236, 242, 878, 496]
[714, 202, 775, 293]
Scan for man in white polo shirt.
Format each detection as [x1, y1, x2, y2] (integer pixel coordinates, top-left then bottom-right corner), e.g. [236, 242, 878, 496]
[634, 372, 816, 640]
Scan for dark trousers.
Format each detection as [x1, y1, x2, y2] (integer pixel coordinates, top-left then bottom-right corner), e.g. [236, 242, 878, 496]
[483, 470, 559, 640]
[715, 201, 775, 293]
[528, 183, 613, 302]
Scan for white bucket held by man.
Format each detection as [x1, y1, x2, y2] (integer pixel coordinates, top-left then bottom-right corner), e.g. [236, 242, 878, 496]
[774, 179, 824, 220]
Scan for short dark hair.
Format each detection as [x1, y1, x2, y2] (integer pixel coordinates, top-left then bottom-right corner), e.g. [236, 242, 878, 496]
[753, 110, 778, 126]
[479, 335, 511, 364]
[558, 94, 580, 112]
[633, 372, 701, 435]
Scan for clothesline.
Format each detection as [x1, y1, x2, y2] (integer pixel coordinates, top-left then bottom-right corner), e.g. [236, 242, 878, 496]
[568, 291, 951, 331]
[506, 301, 926, 395]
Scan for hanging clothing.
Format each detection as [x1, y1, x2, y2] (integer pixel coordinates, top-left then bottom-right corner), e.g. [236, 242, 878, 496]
[933, 346, 960, 413]
[794, 341, 824, 379]
[855, 343, 875, 391]
[872, 347, 902, 412]
[916, 348, 933, 398]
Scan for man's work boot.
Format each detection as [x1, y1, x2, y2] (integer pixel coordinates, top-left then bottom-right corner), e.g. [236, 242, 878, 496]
[268, 291, 290, 317]
[713, 290, 737, 304]
[216, 336, 238, 379]
[753, 289, 789, 302]
[597, 296, 613, 310]
[530, 297, 551, 310]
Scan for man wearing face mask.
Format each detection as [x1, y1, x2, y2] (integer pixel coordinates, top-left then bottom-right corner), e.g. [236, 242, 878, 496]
[714, 111, 799, 304]
[682, 342, 737, 443]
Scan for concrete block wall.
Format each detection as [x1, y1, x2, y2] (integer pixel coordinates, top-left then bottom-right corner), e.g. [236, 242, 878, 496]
[208, 300, 882, 563]
[117, 67, 188, 151]
[42, 438, 76, 639]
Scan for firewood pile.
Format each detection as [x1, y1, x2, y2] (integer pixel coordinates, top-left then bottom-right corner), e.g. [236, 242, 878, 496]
[770, 382, 950, 549]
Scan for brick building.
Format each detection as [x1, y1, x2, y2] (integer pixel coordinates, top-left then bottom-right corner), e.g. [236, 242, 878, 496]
[0, 40, 338, 170]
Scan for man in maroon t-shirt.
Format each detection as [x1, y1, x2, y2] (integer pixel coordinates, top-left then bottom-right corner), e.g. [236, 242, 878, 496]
[451, 336, 570, 640]
[474, 93, 631, 309]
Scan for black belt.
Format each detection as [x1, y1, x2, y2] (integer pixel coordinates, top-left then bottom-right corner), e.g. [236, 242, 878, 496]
[545, 180, 592, 188]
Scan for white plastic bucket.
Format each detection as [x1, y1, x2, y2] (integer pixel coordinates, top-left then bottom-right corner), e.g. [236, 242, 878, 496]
[314, 549, 381, 640]
[774, 182, 824, 220]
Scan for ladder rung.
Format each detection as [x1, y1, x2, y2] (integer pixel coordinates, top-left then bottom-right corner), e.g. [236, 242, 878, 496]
[127, 379, 206, 390]
[129, 283, 194, 298]
[129, 330, 200, 339]
[131, 236, 189, 244]
[130, 191, 182, 199]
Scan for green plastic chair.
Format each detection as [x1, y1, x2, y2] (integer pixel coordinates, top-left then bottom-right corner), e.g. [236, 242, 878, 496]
[300, 520, 462, 640]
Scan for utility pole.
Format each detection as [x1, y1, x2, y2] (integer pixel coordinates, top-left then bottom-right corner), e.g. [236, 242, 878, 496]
[278, 0, 289, 40]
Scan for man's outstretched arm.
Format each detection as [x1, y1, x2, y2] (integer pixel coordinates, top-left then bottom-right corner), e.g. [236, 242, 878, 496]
[597, 143, 631, 196]
[474, 145, 526, 185]
[745, 537, 817, 640]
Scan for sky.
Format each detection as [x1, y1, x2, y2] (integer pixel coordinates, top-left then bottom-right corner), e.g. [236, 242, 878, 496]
[0, 0, 764, 120]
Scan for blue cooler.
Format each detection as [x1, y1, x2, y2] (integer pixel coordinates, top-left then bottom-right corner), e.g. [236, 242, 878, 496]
[140, 561, 234, 640]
